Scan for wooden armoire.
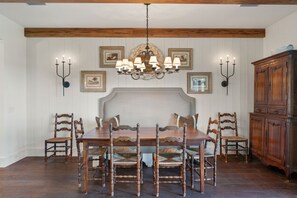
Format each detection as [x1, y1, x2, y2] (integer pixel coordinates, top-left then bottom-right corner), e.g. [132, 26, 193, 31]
[250, 50, 297, 178]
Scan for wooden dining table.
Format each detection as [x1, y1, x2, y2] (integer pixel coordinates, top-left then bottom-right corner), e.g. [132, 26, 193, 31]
[80, 127, 210, 194]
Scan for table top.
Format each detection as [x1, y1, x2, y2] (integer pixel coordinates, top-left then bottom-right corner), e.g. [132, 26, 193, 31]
[80, 127, 210, 145]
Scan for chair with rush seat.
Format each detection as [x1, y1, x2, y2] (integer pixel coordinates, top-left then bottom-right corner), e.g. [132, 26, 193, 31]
[186, 117, 220, 188]
[218, 112, 248, 163]
[153, 124, 187, 197]
[74, 118, 107, 189]
[109, 123, 142, 197]
[44, 113, 73, 162]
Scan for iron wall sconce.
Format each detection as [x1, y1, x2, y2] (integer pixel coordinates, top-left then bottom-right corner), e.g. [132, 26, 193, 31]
[220, 55, 236, 95]
[55, 56, 71, 96]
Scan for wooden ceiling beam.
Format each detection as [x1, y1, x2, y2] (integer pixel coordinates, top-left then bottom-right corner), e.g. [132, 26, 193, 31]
[24, 28, 265, 38]
[1, 0, 297, 4]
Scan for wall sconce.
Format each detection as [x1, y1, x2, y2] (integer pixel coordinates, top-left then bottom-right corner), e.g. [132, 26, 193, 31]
[220, 55, 236, 95]
[55, 55, 71, 96]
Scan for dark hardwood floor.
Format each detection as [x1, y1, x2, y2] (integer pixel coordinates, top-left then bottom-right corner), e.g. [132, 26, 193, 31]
[0, 157, 296, 198]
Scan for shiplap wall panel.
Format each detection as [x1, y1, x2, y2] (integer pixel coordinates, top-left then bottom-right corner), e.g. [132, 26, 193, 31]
[26, 37, 263, 156]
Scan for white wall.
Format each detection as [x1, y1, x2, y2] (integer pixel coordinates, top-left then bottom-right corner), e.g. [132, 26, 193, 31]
[0, 14, 27, 167]
[27, 37, 263, 156]
[264, 10, 297, 57]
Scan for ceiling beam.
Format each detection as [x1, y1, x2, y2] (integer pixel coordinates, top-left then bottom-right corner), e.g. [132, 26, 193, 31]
[24, 28, 265, 38]
[1, 0, 297, 4]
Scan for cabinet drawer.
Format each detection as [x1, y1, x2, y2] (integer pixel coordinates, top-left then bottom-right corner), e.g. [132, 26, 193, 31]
[254, 106, 267, 114]
[268, 106, 287, 115]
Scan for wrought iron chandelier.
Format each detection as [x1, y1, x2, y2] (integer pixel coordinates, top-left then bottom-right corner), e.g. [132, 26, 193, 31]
[115, 3, 180, 80]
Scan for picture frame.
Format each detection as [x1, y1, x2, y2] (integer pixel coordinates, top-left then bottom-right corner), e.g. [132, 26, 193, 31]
[80, 71, 106, 92]
[99, 46, 124, 68]
[187, 72, 212, 94]
[168, 48, 193, 70]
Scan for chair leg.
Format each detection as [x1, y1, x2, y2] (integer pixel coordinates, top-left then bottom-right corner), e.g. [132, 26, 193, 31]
[236, 142, 239, 157]
[214, 155, 217, 186]
[156, 163, 159, 197]
[182, 164, 186, 197]
[70, 139, 73, 157]
[110, 163, 114, 197]
[137, 161, 140, 197]
[65, 141, 68, 161]
[191, 155, 194, 190]
[152, 155, 155, 185]
[54, 143, 56, 157]
[141, 161, 144, 184]
[44, 141, 47, 162]
[78, 157, 82, 188]
[225, 140, 228, 163]
[100, 156, 105, 188]
[220, 138, 222, 158]
[245, 141, 248, 163]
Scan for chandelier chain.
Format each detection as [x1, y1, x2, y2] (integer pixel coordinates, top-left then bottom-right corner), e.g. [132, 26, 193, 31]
[146, 3, 149, 51]
[115, 3, 180, 80]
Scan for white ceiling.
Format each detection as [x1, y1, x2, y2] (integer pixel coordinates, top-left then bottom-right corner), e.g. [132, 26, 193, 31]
[0, 3, 297, 28]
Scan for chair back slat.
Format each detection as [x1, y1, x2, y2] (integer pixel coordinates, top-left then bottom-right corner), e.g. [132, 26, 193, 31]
[159, 126, 179, 132]
[156, 124, 186, 158]
[109, 123, 140, 159]
[74, 118, 84, 155]
[205, 117, 220, 155]
[113, 125, 137, 131]
[218, 112, 238, 137]
[220, 126, 236, 130]
[54, 113, 73, 138]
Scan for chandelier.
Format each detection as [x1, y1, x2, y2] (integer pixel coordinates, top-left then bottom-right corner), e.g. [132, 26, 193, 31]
[115, 3, 180, 80]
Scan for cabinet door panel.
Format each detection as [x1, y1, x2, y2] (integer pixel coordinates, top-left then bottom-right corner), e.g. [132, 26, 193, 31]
[268, 59, 287, 106]
[250, 115, 264, 158]
[254, 65, 268, 106]
[265, 119, 286, 166]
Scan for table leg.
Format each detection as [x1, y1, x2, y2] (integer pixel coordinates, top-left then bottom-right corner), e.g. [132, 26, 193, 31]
[199, 140, 205, 194]
[83, 142, 88, 194]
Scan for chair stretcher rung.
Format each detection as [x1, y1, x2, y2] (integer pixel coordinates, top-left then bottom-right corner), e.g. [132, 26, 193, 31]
[159, 181, 181, 184]
[114, 175, 137, 178]
[159, 176, 182, 179]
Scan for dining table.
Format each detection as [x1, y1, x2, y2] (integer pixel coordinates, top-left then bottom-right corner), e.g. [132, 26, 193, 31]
[79, 126, 211, 194]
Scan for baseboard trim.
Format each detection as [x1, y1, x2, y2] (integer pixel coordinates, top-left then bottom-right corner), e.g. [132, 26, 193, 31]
[0, 147, 27, 167]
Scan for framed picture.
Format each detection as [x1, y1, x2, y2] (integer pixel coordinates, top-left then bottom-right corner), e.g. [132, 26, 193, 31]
[187, 72, 212, 94]
[80, 71, 106, 92]
[99, 46, 124, 68]
[168, 48, 193, 70]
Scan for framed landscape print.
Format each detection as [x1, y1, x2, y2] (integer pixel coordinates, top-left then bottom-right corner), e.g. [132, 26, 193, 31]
[80, 71, 106, 92]
[99, 46, 124, 68]
[187, 72, 212, 94]
[168, 48, 193, 70]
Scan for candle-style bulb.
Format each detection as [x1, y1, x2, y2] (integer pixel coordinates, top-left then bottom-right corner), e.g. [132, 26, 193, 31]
[55, 57, 58, 64]
[226, 55, 229, 61]
[69, 57, 71, 64]
[220, 57, 223, 64]
[233, 57, 236, 64]
[62, 55, 65, 61]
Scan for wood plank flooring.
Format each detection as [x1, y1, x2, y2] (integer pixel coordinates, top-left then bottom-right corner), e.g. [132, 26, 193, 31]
[0, 157, 296, 198]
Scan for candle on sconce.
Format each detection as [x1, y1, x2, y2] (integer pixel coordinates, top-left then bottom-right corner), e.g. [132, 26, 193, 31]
[220, 57, 223, 64]
[54, 55, 72, 96]
[226, 55, 230, 61]
[233, 57, 236, 64]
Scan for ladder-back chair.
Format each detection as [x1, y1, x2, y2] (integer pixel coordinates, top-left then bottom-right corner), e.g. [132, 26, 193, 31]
[109, 123, 142, 197]
[154, 124, 186, 197]
[44, 113, 73, 162]
[186, 117, 220, 189]
[218, 112, 248, 163]
[74, 118, 107, 189]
